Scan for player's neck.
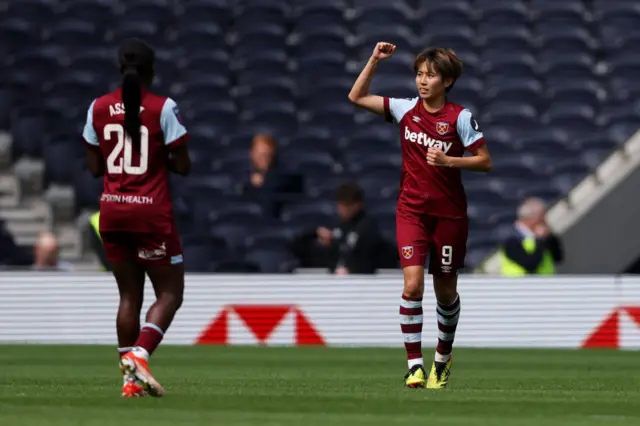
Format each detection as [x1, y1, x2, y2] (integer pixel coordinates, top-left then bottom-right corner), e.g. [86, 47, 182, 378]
[422, 96, 446, 114]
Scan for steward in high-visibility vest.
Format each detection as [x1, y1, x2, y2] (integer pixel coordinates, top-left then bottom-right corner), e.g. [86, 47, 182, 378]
[499, 220, 563, 276]
[500, 236, 556, 276]
[88, 211, 110, 271]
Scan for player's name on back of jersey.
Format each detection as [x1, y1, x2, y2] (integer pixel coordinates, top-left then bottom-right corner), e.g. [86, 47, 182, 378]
[101, 194, 154, 205]
[404, 127, 452, 153]
[109, 103, 145, 116]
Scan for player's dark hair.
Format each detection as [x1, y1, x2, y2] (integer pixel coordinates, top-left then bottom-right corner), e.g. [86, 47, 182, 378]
[413, 47, 463, 93]
[118, 38, 155, 151]
[336, 182, 364, 204]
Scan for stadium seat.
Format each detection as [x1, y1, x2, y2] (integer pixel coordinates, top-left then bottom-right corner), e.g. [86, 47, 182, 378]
[304, 109, 356, 137]
[532, 2, 590, 28]
[61, 0, 117, 27]
[539, 28, 598, 55]
[543, 104, 597, 135]
[234, 2, 289, 33]
[483, 54, 538, 84]
[484, 79, 543, 109]
[6, 0, 57, 23]
[421, 28, 477, 57]
[11, 107, 45, 158]
[352, 2, 414, 29]
[482, 102, 538, 134]
[294, 6, 346, 36]
[421, 3, 474, 30]
[121, 0, 175, 29]
[597, 7, 640, 47]
[245, 248, 297, 273]
[44, 141, 78, 186]
[546, 82, 603, 111]
[178, 0, 231, 29]
[184, 101, 237, 136]
[542, 60, 596, 88]
[172, 23, 225, 52]
[47, 20, 103, 50]
[296, 32, 349, 60]
[233, 31, 288, 62]
[478, 3, 528, 32]
[183, 243, 215, 272]
[514, 129, 571, 157]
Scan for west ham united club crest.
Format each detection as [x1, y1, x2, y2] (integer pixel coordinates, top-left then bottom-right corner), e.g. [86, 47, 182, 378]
[402, 246, 414, 259]
[436, 121, 449, 136]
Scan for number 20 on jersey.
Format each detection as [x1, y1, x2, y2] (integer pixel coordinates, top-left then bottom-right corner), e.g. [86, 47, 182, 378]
[104, 123, 149, 175]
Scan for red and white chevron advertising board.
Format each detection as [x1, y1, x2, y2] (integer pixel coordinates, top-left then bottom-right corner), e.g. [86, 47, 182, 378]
[0, 274, 638, 349]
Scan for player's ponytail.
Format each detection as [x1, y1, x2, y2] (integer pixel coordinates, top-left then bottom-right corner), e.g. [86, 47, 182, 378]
[118, 38, 155, 153]
[122, 67, 142, 152]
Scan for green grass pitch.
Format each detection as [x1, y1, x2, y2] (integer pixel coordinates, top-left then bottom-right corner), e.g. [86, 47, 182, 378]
[0, 346, 638, 426]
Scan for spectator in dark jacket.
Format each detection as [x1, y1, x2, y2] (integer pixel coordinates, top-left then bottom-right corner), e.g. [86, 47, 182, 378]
[317, 182, 383, 275]
[242, 134, 290, 216]
[0, 221, 33, 267]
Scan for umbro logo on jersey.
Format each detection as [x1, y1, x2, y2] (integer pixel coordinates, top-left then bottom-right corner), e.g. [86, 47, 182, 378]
[412, 116, 421, 123]
[404, 127, 452, 153]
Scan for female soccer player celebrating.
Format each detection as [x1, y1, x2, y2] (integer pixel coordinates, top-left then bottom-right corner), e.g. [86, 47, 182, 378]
[348, 43, 492, 389]
[82, 38, 191, 397]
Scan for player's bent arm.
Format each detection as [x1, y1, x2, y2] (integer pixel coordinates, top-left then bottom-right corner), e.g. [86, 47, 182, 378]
[167, 142, 191, 176]
[447, 144, 492, 172]
[84, 146, 105, 177]
[348, 57, 385, 115]
[161, 98, 190, 175]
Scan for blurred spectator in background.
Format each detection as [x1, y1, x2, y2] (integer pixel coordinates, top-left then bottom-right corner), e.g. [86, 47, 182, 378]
[33, 231, 73, 271]
[0, 221, 71, 271]
[318, 182, 383, 275]
[500, 197, 564, 276]
[242, 134, 289, 216]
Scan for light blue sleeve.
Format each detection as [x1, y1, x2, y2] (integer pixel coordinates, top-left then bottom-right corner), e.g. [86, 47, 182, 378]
[456, 109, 484, 149]
[82, 100, 99, 146]
[160, 98, 187, 145]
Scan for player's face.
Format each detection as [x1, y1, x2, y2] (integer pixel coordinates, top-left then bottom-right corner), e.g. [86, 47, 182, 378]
[415, 61, 447, 101]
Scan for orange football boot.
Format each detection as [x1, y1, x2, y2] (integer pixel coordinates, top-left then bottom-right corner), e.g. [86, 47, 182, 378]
[120, 351, 165, 397]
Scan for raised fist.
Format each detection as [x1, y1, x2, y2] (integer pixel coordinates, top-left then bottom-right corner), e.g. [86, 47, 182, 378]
[372, 42, 396, 61]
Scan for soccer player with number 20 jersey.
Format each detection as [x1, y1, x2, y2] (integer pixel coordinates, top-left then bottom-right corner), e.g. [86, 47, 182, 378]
[82, 39, 191, 397]
[349, 43, 492, 389]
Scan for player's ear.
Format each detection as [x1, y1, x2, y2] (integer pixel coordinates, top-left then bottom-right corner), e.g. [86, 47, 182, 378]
[443, 77, 454, 89]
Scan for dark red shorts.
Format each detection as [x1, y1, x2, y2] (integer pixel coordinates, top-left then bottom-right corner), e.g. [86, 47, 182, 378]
[100, 231, 183, 266]
[395, 210, 468, 275]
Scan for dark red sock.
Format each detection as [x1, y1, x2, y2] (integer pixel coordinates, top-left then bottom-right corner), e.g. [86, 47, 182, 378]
[134, 323, 164, 356]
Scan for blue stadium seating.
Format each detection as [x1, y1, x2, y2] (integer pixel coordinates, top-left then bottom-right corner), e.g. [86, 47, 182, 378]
[1, 0, 635, 271]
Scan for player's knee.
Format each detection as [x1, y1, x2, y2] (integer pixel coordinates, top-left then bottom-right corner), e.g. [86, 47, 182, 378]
[403, 267, 424, 299]
[160, 291, 183, 312]
[433, 274, 458, 304]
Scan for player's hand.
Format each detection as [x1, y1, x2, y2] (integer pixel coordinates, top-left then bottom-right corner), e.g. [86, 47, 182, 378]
[426, 148, 451, 167]
[372, 42, 396, 61]
[317, 227, 333, 247]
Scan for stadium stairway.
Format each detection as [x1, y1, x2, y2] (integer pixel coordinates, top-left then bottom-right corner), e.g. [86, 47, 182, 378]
[479, 130, 640, 275]
[0, 131, 97, 270]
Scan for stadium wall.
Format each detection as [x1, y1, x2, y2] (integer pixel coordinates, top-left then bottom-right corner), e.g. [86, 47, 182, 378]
[0, 274, 639, 349]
